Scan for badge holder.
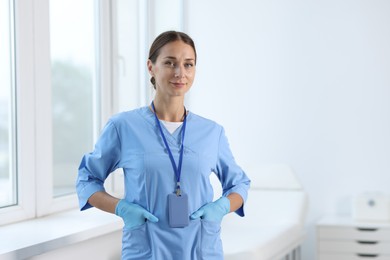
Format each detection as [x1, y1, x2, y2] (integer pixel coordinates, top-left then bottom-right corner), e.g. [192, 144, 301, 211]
[168, 185, 189, 228]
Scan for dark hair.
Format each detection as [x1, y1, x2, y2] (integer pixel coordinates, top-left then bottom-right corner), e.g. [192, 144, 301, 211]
[148, 31, 197, 88]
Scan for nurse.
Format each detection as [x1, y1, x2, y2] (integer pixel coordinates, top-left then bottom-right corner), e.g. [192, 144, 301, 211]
[76, 30, 250, 259]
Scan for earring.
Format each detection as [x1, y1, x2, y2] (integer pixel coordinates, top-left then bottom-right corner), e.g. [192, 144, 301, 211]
[150, 77, 156, 89]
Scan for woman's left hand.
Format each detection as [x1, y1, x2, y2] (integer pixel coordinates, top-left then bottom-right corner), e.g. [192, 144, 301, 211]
[190, 197, 230, 222]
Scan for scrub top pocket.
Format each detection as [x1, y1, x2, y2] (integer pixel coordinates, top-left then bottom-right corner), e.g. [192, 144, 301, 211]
[200, 220, 223, 260]
[122, 223, 152, 259]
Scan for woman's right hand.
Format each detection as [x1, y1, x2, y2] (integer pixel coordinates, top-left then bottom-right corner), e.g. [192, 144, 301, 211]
[115, 200, 159, 229]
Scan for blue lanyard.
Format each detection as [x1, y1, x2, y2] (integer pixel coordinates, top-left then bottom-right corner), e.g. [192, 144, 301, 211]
[151, 101, 187, 196]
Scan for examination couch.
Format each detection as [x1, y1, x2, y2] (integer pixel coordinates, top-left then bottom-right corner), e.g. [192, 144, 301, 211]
[212, 164, 308, 260]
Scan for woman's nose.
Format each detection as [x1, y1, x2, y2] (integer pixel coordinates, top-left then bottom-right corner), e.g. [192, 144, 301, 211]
[174, 65, 185, 78]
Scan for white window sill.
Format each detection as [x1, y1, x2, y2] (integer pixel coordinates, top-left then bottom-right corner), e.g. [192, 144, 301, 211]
[0, 208, 122, 259]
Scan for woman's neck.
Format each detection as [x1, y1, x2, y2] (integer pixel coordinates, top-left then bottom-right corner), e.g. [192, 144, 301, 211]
[152, 95, 186, 122]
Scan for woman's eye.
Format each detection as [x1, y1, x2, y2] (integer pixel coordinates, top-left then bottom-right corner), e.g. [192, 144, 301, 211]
[165, 61, 175, 67]
[185, 63, 194, 68]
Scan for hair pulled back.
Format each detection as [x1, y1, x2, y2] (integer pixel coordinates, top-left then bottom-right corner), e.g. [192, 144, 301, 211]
[148, 31, 197, 88]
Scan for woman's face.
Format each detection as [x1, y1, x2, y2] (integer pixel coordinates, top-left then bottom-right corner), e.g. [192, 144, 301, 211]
[148, 40, 196, 98]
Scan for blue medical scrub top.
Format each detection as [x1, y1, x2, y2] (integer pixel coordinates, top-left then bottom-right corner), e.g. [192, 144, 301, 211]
[76, 106, 250, 260]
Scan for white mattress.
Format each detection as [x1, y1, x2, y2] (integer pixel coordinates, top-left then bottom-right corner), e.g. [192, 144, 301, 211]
[222, 223, 304, 260]
[213, 166, 308, 260]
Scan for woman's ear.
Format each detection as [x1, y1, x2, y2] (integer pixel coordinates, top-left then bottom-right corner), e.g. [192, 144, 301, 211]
[147, 60, 154, 75]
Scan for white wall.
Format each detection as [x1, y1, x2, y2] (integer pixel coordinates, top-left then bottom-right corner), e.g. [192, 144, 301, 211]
[185, 0, 390, 259]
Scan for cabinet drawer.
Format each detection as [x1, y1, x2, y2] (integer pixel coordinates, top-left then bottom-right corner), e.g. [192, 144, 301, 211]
[319, 253, 390, 260]
[319, 240, 390, 254]
[318, 226, 390, 241]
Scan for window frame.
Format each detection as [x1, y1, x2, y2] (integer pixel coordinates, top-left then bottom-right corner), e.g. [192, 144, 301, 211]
[35, 0, 118, 216]
[34, 0, 111, 217]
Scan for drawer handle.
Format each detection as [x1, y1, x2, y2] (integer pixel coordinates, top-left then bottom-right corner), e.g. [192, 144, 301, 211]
[357, 228, 378, 232]
[357, 253, 379, 258]
[356, 241, 378, 245]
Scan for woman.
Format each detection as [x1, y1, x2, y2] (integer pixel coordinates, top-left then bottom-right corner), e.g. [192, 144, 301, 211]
[76, 30, 250, 260]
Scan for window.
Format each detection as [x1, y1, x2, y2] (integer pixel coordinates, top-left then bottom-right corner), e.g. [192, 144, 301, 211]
[0, 0, 17, 209]
[0, 0, 152, 226]
[50, 0, 98, 197]
[0, 0, 104, 224]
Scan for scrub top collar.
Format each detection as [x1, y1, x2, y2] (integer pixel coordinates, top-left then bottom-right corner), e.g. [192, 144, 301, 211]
[139, 106, 192, 147]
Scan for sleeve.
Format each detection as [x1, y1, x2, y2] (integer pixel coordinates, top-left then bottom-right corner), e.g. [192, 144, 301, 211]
[214, 127, 251, 217]
[76, 120, 121, 210]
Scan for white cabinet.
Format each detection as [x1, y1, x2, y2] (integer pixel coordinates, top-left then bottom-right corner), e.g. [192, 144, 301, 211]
[317, 216, 390, 260]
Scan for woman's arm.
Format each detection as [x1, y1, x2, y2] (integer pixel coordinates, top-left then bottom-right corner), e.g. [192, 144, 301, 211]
[227, 192, 244, 213]
[88, 191, 120, 214]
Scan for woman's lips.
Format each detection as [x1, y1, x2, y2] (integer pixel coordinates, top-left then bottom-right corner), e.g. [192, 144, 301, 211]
[171, 82, 186, 88]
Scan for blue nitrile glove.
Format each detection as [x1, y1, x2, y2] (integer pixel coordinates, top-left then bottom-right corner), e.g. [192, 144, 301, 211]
[115, 200, 159, 229]
[190, 197, 230, 222]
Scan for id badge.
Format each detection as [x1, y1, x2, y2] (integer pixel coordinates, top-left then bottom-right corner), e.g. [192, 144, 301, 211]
[168, 193, 189, 228]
